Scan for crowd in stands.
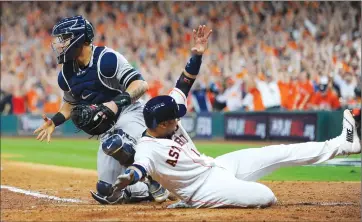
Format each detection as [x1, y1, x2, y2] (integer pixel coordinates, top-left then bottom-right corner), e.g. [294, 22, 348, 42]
[1, 1, 360, 115]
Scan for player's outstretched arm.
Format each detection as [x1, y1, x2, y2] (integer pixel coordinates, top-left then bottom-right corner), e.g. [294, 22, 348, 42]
[174, 25, 212, 97]
[33, 102, 73, 143]
[113, 164, 146, 191]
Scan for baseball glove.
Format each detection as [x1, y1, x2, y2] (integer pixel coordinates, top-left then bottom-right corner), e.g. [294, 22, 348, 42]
[70, 104, 116, 136]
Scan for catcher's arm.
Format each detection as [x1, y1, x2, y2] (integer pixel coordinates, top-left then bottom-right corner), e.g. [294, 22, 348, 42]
[34, 101, 73, 142]
[58, 101, 73, 120]
[103, 80, 149, 114]
[126, 80, 149, 103]
[99, 49, 149, 114]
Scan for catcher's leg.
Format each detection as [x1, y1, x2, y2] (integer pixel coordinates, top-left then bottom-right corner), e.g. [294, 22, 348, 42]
[187, 167, 276, 208]
[92, 142, 151, 204]
[92, 102, 169, 204]
[216, 110, 361, 181]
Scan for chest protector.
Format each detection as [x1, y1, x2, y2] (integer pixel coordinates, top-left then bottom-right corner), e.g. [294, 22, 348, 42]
[59, 46, 122, 105]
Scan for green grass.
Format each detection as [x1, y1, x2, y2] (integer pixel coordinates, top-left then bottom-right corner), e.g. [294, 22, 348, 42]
[1, 138, 360, 181]
[262, 166, 360, 181]
[1, 138, 99, 169]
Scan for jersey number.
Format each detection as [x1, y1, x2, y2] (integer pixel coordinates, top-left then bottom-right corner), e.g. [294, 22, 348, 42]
[166, 146, 181, 167]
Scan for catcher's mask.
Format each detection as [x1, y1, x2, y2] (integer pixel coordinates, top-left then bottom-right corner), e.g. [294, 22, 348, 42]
[51, 15, 94, 64]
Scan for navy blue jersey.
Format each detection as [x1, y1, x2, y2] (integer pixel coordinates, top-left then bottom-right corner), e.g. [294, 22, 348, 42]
[58, 45, 142, 105]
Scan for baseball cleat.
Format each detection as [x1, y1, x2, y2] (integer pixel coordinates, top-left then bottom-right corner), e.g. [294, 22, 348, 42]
[145, 176, 170, 203]
[167, 200, 192, 209]
[337, 109, 361, 155]
[91, 189, 154, 205]
[90, 189, 126, 205]
[153, 188, 170, 203]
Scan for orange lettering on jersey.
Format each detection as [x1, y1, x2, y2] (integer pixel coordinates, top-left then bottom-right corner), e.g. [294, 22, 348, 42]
[172, 146, 181, 152]
[166, 146, 180, 167]
[179, 135, 188, 142]
[169, 149, 179, 159]
[166, 159, 177, 167]
[174, 137, 185, 146]
[174, 135, 188, 146]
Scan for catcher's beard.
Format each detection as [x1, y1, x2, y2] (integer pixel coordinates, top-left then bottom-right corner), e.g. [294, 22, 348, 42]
[74, 45, 90, 69]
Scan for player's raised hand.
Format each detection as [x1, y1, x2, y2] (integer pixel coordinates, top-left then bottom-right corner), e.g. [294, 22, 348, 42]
[191, 25, 212, 55]
[33, 114, 55, 143]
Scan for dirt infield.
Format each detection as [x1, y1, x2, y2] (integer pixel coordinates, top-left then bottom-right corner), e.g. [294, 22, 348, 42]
[1, 158, 361, 222]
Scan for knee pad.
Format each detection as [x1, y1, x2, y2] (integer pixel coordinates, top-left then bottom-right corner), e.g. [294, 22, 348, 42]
[96, 180, 114, 196]
[102, 129, 136, 166]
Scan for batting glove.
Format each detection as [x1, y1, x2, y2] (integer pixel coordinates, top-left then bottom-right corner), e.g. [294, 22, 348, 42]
[113, 170, 135, 191]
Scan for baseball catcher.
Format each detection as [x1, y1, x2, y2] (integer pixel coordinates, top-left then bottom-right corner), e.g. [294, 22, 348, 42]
[34, 15, 169, 204]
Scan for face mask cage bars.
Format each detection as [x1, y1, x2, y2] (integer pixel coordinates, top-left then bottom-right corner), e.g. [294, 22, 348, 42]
[51, 33, 74, 57]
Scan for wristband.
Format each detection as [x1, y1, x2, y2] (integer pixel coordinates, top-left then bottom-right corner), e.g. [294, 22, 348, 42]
[112, 92, 132, 108]
[175, 73, 196, 97]
[185, 54, 202, 75]
[51, 112, 66, 127]
[125, 169, 139, 185]
[127, 164, 146, 185]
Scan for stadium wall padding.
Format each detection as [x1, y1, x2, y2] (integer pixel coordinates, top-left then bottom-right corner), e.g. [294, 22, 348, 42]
[0, 110, 343, 142]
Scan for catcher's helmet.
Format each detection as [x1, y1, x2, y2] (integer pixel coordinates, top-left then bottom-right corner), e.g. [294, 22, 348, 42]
[143, 95, 187, 129]
[51, 15, 94, 64]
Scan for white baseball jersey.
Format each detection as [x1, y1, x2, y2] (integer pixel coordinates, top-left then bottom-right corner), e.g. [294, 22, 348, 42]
[131, 88, 351, 208]
[133, 88, 215, 201]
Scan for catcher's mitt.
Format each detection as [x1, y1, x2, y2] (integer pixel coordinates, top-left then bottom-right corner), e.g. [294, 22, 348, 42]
[71, 104, 116, 135]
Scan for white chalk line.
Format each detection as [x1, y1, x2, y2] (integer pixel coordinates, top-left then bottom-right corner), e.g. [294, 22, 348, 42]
[284, 201, 358, 206]
[1, 185, 84, 203]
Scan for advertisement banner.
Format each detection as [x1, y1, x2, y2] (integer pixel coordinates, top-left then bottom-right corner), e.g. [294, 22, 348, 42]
[180, 114, 196, 138]
[18, 115, 63, 136]
[195, 113, 212, 139]
[268, 113, 317, 141]
[180, 113, 212, 139]
[224, 113, 267, 140]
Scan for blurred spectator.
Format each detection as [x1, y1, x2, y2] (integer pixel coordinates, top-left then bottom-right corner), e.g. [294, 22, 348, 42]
[277, 72, 298, 110]
[332, 69, 358, 105]
[241, 75, 265, 111]
[43, 84, 61, 114]
[11, 82, 26, 115]
[308, 76, 341, 111]
[214, 77, 243, 111]
[1, 2, 360, 115]
[0, 89, 13, 115]
[295, 71, 314, 110]
[190, 83, 212, 113]
[255, 71, 282, 111]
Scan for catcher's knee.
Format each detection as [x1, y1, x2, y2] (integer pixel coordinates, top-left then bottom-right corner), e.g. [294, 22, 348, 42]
[102, 129, 136, 166]
[96, 180, 113, 196]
